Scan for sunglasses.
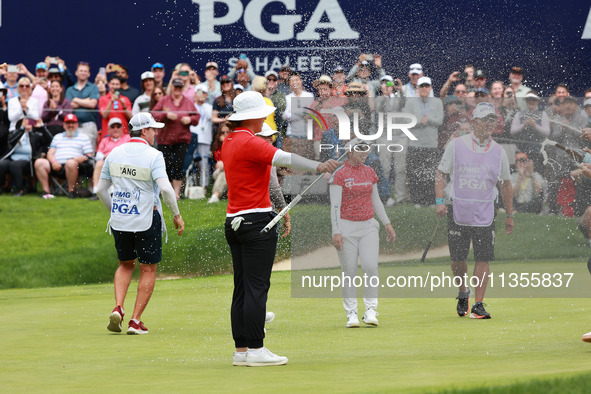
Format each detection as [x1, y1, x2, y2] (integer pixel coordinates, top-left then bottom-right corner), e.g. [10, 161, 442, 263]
[154, 91, 164, 95]
[455, 90, 466, 94]
[478, 116, 497, 123]
[418, 84, 431, 88]
[19, 85, 31, 88]
[267, 78, 278, 82]
[111, 124, 122, 128]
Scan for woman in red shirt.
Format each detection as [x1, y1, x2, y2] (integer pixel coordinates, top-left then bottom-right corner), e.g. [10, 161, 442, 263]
[329, 140, 396, 328]
[223, 91, 339, 367]
[151, 78, 200, 198]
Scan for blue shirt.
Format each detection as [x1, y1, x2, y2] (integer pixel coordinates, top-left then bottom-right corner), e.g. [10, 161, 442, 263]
[65, 82, 100, 123]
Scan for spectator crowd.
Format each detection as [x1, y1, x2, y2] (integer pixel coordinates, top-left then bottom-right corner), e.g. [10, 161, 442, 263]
[2, 54, 591, 243]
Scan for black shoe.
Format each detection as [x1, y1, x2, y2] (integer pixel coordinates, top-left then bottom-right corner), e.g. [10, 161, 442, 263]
[89, 194, 99, 201]
[456, 288, 471, 317]
[68, 191, 76, 199]
[470, 301, 491, 319]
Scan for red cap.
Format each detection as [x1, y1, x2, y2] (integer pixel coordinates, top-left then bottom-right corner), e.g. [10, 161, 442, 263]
[64, 114, 78, 123]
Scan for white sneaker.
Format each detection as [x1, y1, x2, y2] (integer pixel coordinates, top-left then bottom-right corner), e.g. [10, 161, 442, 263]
[583, 331, 591, 343]
[233, 351, 247, 366]
[346, 312, 360, 328]
[207, 194, 219, 203]
[362, 308, 379, 326]
[245, 347, 288, 367]
[386, 197, 395, 207]
[265, 311, 275, 323]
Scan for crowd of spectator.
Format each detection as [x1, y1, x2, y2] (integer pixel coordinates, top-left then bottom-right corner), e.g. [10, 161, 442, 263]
[2, 54, 591, 240]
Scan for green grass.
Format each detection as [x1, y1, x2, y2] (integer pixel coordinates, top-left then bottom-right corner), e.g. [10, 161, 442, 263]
[1, 195, 589, 289]
[1, 272, 591, 393]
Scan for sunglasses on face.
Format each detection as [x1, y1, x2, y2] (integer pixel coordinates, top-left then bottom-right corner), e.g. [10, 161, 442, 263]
[418, 84, 431, 88]
[19, 85, 31, 88]
[455, 90, 466, 94]
[267, 78, 277, 82]
[111, 124, 122, 128]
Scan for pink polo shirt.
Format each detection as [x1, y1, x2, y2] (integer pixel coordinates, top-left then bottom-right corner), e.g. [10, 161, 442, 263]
[330, 161, 378, 222]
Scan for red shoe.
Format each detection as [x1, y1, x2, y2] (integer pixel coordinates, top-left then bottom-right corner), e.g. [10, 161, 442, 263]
[107, 306, 124, 332]
[127, 320, 149, 335]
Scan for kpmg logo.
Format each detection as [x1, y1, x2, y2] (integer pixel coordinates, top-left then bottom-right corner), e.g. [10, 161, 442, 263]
[305, 106, 419, 153]
[191, 0, 359, 42]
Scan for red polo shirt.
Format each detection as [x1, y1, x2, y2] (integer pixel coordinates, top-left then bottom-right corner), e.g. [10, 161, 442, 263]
[222, 127, 278, 216]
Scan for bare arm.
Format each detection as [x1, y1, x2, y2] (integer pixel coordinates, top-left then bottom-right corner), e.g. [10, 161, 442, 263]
[499, 179, 514, 235]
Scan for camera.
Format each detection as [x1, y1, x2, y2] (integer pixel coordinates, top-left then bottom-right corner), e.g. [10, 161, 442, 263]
[49, 57, 58, 64]
[7, 64, 19, 73]
[506, 91, 513, 98]
[365, 54, 374, 61]
[394, 80, 400, 86]
[457, 71, 468, 80]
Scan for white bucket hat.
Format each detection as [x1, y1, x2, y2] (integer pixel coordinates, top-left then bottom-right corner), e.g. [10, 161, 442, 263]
[255, 123, 278, 137]
[129, 112, 165, 131]
[228, 91, 276, 121]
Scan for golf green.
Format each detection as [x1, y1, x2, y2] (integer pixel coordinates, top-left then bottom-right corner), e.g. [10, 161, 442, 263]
[1, 270, 590, 393]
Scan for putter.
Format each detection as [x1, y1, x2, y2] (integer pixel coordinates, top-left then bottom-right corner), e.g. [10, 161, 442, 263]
[260, 143, 357, 234]
[420, 218, 442, 262]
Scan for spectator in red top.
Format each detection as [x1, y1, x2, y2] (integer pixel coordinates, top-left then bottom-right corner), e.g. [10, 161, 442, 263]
[223, 91, 339, 367]
[90, 117, 131, 198]
[99, 76, 132, 142]
[151, 78, 200, 198]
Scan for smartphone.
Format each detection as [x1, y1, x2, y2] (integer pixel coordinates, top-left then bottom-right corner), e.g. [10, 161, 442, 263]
[178, 70, 189, 77]
[49, 57, 58, 64]
[112, 64, 122, 72]
[365, 54, 374, 61]
[239, 54, 247, 60]
[114, 90, 120, 98]
[7, 64, 19, 73]
[99, 67, 106, 76]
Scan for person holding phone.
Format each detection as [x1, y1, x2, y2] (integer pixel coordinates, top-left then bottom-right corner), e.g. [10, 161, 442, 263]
[98, 76, 132, 142]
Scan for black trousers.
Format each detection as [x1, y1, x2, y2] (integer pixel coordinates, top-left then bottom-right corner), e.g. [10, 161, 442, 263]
[406, 147, 439, 206]
[225, 212, 278, 349]
[0, 159, 30, 192]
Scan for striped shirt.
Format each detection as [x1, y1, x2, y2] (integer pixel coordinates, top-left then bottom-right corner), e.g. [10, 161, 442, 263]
[50, 131, 94, 164]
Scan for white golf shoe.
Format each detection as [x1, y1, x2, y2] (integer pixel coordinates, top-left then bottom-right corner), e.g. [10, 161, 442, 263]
[245, 347, 288, 367]
[583, 331, 591, 343]
[233, 351, 247, 366]
[346, 311, 360, 328]
[207, 194, 219, 203]
[265, 311, 275, 323]
[362, 308, 379, 326]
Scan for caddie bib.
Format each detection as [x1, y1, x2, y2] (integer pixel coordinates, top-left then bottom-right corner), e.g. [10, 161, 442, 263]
[452, 136, 502, 226]
[107, 141, 163, 232]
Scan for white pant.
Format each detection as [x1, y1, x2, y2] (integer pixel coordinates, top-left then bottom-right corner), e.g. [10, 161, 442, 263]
[79, 121, 98, 152]
[197, 143, 211, 187]
[336, 218, 380, 314]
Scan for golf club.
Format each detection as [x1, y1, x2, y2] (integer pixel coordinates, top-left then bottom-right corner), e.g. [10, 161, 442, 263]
[260, 142, 360, 234]
[420, 218, 442, 262]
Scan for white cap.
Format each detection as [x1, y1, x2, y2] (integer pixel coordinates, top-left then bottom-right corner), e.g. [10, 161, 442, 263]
[472, 102, 498, 119]
[417, 76, 432, 86]
[255, 123, 278, 137]
[233, 84, 244, 91]
[205, 61, 219, 70]
[108, 117, 122, 127]
[524, 92, 540, 100]
[195, 84, 208, 94]
[265, 70, 278, 79]
[380, 75, 393, 82]
[584, 98, 591, 107]
[141, 71, 155, 80]
[129, 112, 165, 131]
[228, 91, 276, 121]
[409, 63, 423, 74]
[344, 138, 370, 150]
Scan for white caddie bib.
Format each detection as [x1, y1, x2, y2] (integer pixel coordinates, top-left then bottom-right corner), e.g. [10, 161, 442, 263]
[107, 143, 162, 232]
